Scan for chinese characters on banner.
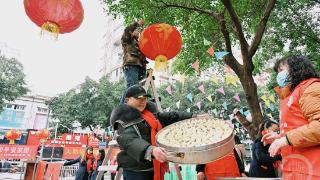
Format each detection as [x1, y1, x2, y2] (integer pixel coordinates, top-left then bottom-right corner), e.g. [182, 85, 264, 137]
[62, 147, 86, 159]
[0, 145, 37, 159]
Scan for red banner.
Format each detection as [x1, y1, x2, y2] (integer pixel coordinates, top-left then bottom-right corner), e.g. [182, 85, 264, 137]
[62, 147, 85, 159]
[0, 145, 37, 160]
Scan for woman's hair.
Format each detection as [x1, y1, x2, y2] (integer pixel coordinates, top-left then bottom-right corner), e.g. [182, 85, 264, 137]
[258, 120, 278, 135]
[273, 56, 319, 90]
[81, 146, 93, 162]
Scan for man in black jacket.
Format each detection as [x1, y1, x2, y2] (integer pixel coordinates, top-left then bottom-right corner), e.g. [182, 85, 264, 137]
[110, 85, 193, 180]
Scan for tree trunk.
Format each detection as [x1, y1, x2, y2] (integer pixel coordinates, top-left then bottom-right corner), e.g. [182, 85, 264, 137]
[239, 65, 264, 140]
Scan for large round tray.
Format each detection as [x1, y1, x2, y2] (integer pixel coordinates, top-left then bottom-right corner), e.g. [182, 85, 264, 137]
[156, 117, 235, 164]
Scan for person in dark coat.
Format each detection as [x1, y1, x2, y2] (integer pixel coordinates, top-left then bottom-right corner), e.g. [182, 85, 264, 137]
[249, 120, 282, 178]
[90, 149, 105, 180]
[119, 19, 147, 104]
[64, 146, 95, 180]
[110, 85, 197, 180]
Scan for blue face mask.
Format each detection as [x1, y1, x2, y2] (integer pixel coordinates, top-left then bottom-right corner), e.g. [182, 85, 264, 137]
[276, 70, 290, 87]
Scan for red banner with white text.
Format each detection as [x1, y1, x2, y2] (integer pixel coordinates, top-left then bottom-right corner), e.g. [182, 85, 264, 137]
[0, 145, 37, 160]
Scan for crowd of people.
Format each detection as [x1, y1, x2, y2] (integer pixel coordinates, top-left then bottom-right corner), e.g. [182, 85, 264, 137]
[64, 18, 320, 180]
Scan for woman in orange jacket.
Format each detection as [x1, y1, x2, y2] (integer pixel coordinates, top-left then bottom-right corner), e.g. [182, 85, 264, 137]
[262, 56, 320, 179]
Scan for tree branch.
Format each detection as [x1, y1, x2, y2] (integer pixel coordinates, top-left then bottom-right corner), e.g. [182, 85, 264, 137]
[221, 0, 249, 59]
[159, 1, 220, 19]
[249, 0, 276, 58]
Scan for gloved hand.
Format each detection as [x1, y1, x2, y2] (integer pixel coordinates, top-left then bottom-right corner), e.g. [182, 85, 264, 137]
[269, 136, 288, 157]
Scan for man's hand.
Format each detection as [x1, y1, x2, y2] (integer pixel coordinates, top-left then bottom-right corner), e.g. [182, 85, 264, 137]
[138, 19, 145, 26]
[152, 147, 168, 163]
[269, 137, 288, 157]
[197, 172, 205, 180]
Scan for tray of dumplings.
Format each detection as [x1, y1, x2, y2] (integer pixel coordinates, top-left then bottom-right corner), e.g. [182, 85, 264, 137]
[156, 117, 235, 164]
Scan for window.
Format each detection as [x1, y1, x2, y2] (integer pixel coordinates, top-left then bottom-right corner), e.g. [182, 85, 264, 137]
[5, 104, 13, 109]
[14, 105, 26, 110]
[37, 107, 48, 113]
[5, 104, 25, 110]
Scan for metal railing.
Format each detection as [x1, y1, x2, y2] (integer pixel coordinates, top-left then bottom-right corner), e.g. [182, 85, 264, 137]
[59, 165, 79, 178]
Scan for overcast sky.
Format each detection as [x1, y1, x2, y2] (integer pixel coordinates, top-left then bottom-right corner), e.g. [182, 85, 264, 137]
[0, 0, 107, 96]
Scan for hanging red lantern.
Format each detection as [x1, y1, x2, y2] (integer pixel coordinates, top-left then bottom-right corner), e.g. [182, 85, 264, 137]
[139, 23, 182, 71]
[5, 129, 22, 145]
[24, 0, 84, 37]
[36, 129, 51, 143]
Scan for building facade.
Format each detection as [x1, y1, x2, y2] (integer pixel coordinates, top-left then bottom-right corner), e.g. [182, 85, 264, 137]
[0, 95, 52, 130]
[101, 15, 125, 82]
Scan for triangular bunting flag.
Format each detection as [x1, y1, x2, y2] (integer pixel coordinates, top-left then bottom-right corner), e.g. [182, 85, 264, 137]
[261, 95, 267, 102]
[265, 100, 271, 108]
[267, 113, 273, 118]
[269, 95, 275, 103]
[176, 101, 181, 109]
[240, 108, 244, 115]
[243, 110, 250, 117]
[196, 101, 201, 110]
[211, 76, 219, 84]
[206, 95, 213, 103]
[198, 84, 205, 94]
[223, 102, 228, 110]
[187, 108, 191, 113]
[215, 51, 229, 60]
[213, 109, 218, 116]
[226, 75, 238, 86]
[186, 93, 193, 102]
[233, 93, 240, 102]
[191, 60, 200, 72]
[203, 38, 211, 46]
[228, 114, 234, 120]
[165, 85, 172, 95]
[165, 107, 171, 112]
[270, 103, 275, 112]
[216, 87, 225, 95]
[207, 47, 214, 56]
[179, 74, 186, 85]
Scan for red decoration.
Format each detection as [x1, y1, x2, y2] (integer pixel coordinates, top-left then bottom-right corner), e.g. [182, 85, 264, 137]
[139, 23, 182, 71]
[36, 129, 51, 143]
[5, 129, 21, 144]
[24, 0, 84, 37]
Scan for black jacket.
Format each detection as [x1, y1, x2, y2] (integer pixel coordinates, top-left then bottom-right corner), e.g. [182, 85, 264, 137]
[110, 103, 193, 171]
[248, 136, 282, 178]
[64, 157, 93, 180]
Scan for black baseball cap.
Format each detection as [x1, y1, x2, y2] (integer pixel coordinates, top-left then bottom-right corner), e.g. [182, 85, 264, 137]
[125, 85, 151, 98]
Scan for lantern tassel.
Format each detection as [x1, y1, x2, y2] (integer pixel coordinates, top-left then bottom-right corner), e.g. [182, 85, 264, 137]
[155, 55, 168, 71]
[41, 21, 60, 40]
[9, 139, 15, 145]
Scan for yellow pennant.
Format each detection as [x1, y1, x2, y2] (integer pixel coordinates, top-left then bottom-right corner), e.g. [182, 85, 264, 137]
[206, 95, 213, 102]
[211, 76, 219, 84]
[261, 95, 267, 102]
[265, 100, 271, 108]
[269, 95, 275, 103]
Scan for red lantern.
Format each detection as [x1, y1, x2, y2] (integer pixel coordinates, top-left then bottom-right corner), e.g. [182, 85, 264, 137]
[5, 129, 22, 145]
[139, 23, 182, 71]
[36, 129, 51, 143]
[24, 0, 84, 37]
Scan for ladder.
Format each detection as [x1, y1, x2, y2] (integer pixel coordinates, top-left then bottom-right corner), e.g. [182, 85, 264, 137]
[96, 69, 182, 180]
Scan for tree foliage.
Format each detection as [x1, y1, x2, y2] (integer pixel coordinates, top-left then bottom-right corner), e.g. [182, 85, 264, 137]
[48, 77, 125, 133]
[0, 53, 28, 111]
[102, 0, 320, 138]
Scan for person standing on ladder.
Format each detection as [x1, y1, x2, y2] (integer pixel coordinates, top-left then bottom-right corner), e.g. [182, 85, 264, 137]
[120, 19, 148, 104]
